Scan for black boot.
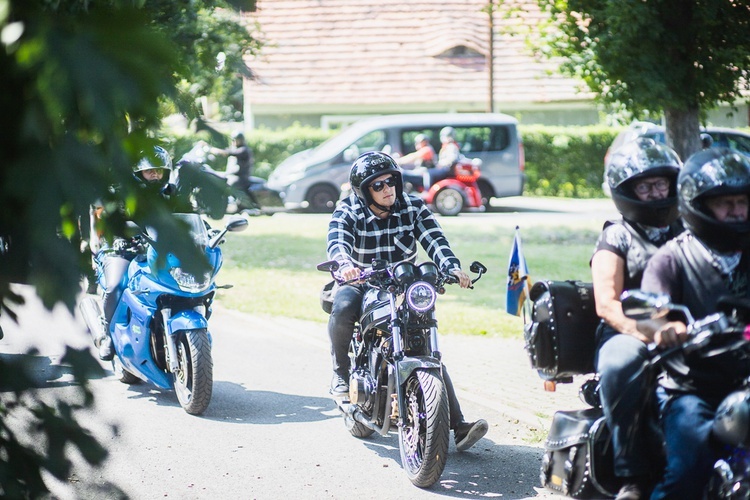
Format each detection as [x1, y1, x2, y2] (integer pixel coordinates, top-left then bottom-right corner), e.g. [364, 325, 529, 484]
[454, 419, 488, 451]
[96, 319, 114, 361]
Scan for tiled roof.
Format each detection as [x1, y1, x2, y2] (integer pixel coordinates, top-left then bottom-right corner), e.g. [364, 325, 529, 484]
[242, 0, 593, 115]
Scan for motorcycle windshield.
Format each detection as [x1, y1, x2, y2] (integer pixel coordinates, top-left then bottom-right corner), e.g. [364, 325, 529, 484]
[145, 213, 209, 247]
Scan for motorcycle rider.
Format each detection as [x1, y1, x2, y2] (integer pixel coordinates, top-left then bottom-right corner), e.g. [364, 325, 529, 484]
[591, 138, 683, 499]
[398, 133, 436, 169]
[638, 148, 750, 499]
[95, 146, 174, 360]
[399, 133, 437, 191]
[326, 151, 488, 451]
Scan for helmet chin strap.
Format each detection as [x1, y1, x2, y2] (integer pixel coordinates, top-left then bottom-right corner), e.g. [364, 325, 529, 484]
[370, 201, 393, 216]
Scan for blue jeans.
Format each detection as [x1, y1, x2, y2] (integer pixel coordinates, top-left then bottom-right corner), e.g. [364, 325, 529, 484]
[650, 392, 720, 499]
[596, 329, 659, 478]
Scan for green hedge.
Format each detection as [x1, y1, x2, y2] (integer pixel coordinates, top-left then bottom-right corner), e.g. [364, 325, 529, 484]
[165, 123, 623, 199]
[520, 125, 622, 198]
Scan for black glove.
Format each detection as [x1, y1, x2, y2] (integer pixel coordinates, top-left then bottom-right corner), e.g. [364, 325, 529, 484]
[112, 238, 129, 254]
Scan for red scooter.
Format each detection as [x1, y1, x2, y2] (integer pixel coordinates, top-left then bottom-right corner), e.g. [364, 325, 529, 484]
[422, 158, 484, 216]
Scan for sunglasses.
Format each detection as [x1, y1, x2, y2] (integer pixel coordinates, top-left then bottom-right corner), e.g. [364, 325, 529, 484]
[370, 176, 397, 192]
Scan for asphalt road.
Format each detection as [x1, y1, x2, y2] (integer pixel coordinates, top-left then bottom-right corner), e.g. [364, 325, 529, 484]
[0, 287, 591, 500]
[0, 198, 619, 499]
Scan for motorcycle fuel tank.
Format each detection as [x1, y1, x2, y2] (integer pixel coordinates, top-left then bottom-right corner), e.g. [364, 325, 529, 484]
[360, 288, 390, 332]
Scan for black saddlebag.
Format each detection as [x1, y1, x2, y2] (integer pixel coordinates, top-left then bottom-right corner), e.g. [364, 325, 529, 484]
[524, 280, 600, 382]
[540, 408, 620, 499]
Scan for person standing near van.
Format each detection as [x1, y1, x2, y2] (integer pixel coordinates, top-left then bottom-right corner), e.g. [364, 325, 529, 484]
[210, 131, 254, 192]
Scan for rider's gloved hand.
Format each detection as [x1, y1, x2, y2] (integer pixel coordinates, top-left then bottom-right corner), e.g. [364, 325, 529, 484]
[113, 238, 129, 254]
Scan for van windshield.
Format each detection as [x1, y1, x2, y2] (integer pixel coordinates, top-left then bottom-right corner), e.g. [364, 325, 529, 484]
[312, 122, 387, 160]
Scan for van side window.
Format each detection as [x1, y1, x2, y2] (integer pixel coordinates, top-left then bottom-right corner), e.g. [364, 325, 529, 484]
[400, 129, 435, 154]
[454, 126, 510, 154]
[355, 130, 387, 153]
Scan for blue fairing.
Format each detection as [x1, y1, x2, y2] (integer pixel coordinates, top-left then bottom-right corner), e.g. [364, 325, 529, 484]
[107, 213, 222, 389]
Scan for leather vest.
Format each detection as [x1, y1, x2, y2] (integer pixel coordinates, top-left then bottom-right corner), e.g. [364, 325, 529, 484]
[602, 219, 681, 291]
[660, 232, 750, 398]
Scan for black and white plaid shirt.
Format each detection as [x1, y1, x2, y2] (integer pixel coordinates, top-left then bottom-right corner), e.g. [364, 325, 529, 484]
[327, 193, 461, 272]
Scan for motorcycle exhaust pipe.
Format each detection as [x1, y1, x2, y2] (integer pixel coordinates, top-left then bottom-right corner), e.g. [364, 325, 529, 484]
[340, 403, 385, 436]
[79, 296, 105, 343]
[338, 371, 396, 437]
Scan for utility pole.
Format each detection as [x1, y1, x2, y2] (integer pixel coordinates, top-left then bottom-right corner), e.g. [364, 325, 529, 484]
[486, 1, 496, 113]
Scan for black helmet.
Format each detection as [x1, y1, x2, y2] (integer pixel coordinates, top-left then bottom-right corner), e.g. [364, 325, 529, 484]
[349, 151, 403, 207]
[605, 137, 681, 227]
[678, 147, 750, 252]
[133, 145, 172, 191]
[232, 131, 245, 145]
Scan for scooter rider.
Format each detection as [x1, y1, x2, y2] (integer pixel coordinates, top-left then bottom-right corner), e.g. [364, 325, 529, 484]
[591, 138, 683, 499]
[427, 126, 460, 187]
[326, 151, 488, 451]
[639, 148, 750, 499]
[399, 133, 437, 191]
[95, 146, 173, 360]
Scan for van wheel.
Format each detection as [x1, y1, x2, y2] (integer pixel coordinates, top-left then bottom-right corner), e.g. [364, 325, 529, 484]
[306, 185, 339, 213]
[477, 179, 495, 211]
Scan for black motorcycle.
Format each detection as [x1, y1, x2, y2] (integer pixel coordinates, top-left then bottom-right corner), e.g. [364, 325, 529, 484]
[317, 258, 487, 488]
[173, 142, 283, 215]
[525, 282, 750, 498]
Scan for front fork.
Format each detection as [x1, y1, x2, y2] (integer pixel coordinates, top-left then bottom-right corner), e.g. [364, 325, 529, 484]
[388, 294, 442, 428]
[161, 304, 207, 373]
[162, 307, 180, 372]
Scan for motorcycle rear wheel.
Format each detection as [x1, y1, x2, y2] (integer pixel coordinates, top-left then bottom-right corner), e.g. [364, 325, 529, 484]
[112, 357, 140, 384]
[172, 329, 213, 415]
[398, 369, 450, 488]
[344, 411, 375, 438]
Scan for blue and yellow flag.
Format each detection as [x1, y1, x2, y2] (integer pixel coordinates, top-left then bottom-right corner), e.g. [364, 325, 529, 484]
[506, 227, 531, 317]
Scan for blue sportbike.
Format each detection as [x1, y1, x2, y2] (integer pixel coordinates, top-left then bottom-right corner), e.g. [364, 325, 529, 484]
[80, 214, 248, 415]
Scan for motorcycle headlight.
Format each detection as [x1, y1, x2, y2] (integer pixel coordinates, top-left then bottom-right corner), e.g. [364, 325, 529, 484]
[170, 267, 211, 293]
[406, 281, 436, 313]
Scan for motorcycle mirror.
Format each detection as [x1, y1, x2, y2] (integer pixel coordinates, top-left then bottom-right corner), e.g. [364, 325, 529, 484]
[226, 216, 249, 232]
[620, 290, 674, 321]
[208, 216, 250, 248]
[316, 260, 339, 273]
[469, 261, 487, 275]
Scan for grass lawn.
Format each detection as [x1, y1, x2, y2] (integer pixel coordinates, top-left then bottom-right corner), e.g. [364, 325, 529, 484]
[213, 206, 604, 339]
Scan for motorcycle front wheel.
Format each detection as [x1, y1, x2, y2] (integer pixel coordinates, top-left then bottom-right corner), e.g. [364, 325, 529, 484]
[398, 369, 450, 488]
[433, 187, 464, 216]
[172, 329, 213, 415]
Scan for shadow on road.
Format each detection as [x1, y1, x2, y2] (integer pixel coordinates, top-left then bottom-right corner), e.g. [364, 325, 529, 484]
[206, 380, 335, 423]
[350, 432, 548, 498]
[0, 352, 108, 391]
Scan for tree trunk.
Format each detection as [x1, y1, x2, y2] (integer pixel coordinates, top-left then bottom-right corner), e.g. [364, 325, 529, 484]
[664, 108, 701, 162]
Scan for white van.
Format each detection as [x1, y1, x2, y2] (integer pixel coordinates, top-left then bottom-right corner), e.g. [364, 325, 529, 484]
[267, 113, 525, 212]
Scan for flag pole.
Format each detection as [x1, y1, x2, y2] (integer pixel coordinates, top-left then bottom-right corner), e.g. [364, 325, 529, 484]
[515, 226, 532, 323]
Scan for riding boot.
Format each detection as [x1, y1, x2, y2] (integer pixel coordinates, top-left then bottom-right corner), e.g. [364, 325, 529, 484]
[96, 318, 114, 361]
